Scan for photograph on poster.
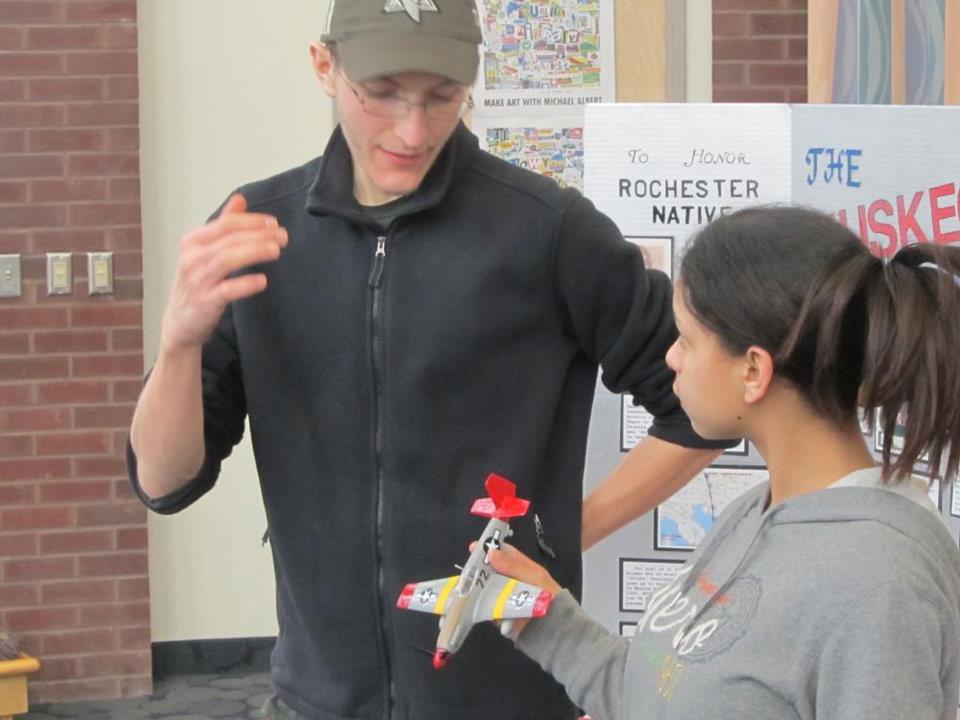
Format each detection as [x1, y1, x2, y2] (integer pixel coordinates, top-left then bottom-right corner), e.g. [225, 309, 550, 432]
[474, 121, 584, 190]
[655, 468, 768, 551]
[952, 479, 960, 518]
[624, 235, 674, 277]
[857, 407, 872, 436]
[873, 408, 931, 463]
[619, 621, 638, 638]
[619, 558, 684, 613]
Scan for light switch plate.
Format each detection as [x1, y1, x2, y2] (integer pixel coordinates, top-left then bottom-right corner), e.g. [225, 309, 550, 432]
[87, 251, 113, 295]
[47, 252, 72, 295]
[0, 254, 22, 298]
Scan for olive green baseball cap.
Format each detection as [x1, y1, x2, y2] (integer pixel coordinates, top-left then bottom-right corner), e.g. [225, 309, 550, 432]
[321, 0, 482, 85]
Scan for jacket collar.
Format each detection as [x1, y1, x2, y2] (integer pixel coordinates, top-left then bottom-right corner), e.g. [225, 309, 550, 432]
[306, 121, 476, 226]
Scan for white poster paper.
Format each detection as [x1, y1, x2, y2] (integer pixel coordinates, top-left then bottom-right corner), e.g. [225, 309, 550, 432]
[620, 559, 684, 613]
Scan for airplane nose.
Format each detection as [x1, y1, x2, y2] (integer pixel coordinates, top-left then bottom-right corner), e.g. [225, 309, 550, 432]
[432, 649, 450, 669]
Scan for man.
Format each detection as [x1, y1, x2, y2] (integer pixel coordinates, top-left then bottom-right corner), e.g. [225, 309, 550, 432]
[129, 2, 726, 718]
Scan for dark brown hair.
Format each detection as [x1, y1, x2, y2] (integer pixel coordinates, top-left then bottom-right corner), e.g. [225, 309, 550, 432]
[679, 205, 960, 482]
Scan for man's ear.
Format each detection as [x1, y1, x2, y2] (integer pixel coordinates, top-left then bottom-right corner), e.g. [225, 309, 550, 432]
[743, 345, 774, 405]
[310, 42, 337, 97]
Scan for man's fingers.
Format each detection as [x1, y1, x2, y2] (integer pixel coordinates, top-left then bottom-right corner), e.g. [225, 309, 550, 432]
[212, 273, 269, 305]
[219, 193, 248, 216]
[195, 232, 284, 285]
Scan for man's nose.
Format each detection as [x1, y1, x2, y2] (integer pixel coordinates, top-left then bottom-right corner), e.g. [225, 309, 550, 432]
[394, 104, 429, 148]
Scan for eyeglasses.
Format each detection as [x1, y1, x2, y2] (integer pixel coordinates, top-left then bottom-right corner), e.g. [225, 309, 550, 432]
[340, 72, 473, 120]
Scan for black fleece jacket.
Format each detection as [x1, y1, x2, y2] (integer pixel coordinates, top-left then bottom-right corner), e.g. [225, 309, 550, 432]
[129, 123, 728, 720]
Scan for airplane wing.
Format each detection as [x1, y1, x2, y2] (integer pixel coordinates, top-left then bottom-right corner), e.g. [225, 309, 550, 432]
[472, 572, 553, 621]
[396, 576, 459, 615]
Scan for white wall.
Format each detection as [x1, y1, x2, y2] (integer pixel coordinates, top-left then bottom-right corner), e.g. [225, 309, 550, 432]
[686, 0, 713, 102]
[138, 0, 333, 641]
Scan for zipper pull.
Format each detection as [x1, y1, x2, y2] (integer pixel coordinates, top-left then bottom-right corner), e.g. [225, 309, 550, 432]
[534, 514, 557, 560]
[369, 236, 387, 288]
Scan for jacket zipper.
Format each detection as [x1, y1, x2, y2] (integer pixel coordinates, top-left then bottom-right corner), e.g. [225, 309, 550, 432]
[368, 235, 393, 718]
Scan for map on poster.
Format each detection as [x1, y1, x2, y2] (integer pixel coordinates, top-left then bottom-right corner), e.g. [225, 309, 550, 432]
[473, 0, 615, 114]
[474, 121, 585, 189]
[655, 468, 768, 550]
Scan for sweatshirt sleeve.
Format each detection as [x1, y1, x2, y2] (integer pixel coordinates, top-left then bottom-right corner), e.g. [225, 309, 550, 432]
[126, 302, 247, 514]
[799, 582, 950, 720]
[515, 590, 629, 720]
[554, 194, 734, 449]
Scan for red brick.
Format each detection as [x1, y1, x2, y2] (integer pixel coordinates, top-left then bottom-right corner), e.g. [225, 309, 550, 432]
[112, 277, 142, 300]
[104, 126, 138, 151]
[73, 455, 126, 477]
[41, 480, 113, 504]
[102, 23, 137, 49]
[714, 12, 748, 37]
[43, 628, 117, 654]
[105, 74, 137, 100]
[111, 379, 142, 402]
[0, 103, 65, 129]
[0, 1, 66, 23]
[75, 501, 144, 527]
[30, 678, 118, 704]
[71, 353, 142, 378]
[751, 11, 807, 36]
[28, 127, 104, 152]
[0, 128, 25, 153]
[0, 583, 39, 607]
[0, 434, 33, 456]
[33, 655, 79, 679]
[0, 26, 25, 47]
[749, 62, 806, 85]
[66, 151, 138, 176]
[70, 303, 141, 328]
[119, 674, 152, 697]
[0, 457, 71, 481]
[0, 231, 30, 254]
[0, 331, 30, 353]
[0, 484, 37, 504]
[79, 601, 148, 627]
[0, 305, 69, 330]
[0, 532, 38, 556]
[79, 650, 150, 678]
[65, 101, 138, 127]
[68, 200, 140, 226]
[33, 329, 108, 354]
[42, 580, 117, 608]
[107, 226, 141, 249]
[118, 625, 149, 650]
[107, 178, 139, 203]
[115, 527, 145, 550]
[31, 178, 107, 203]
[36, 430, 111, 456]
[73, 404, 134, 429]
[788, 38, 807, 60]
[714, 86, 789, 102]
[28, 76, 104, 101]
[33, 228, 106, 253]
[714, 0, 786, 7]
[714, 63, 746, 85]
[79, 552, 146, 577]
[0, 202, 67, 229]
[0, 407, 71, 432]
[0, 383, 32, 405]
[110, 328, 142, 351]
[0, 180, 27, 202]
[27, 25, 102, 50]
[64, 0, 137, 22]
[1, 506, 73, 531]
[787, 86, 808, 103]
[66, 50, 137, 75]
[0, 356, 69, 380]
[113, 477, 134, 499]
[3, 556, 76, 581]
[35, 380, 108, 405]
[713, 38, 786, 61]
[0, 52, 64, 76]
[0, 79, 25, 101]
[40, 528, 114, 556]
[0, 152, 64, 178]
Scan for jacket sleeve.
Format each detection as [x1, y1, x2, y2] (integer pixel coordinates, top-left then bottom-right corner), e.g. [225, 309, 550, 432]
[126, 302, 247, 514]
[798, 582, 952, 720]
[553, 193, 732, 449]
[515, 590, 629, 720]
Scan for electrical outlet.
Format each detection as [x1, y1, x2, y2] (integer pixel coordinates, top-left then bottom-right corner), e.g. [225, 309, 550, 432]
[47, 253, 73, 295]
[87, 252, 113, 295]
[0, 254, 22, 298]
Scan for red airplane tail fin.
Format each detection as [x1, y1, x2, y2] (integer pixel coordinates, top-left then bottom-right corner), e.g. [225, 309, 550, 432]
[470, 473, 530, 519]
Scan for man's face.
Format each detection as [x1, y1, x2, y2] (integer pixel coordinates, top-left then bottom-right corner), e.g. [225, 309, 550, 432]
[312, 44, 469, 206]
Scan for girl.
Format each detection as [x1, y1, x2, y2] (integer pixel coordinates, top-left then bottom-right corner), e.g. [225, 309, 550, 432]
[492, 206, 960, 720]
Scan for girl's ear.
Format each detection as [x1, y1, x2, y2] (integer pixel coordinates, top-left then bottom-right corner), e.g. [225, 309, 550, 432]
[310, 42, 337, 98]
[743, 345, 775, 405]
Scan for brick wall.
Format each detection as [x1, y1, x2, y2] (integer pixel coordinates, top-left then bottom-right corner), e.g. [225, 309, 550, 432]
[713, 0, 808, 103]
[0, 0, 150, 705]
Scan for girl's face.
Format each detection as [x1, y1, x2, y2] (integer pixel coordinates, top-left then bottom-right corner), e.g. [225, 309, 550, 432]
[665, 285, 749, 440]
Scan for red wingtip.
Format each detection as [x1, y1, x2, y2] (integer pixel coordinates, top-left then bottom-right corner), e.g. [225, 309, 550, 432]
[485, 473, 516, 506]
[397, 584, 416, 610]
[533, 589, 553, 618]
[432, 649, 450, 669]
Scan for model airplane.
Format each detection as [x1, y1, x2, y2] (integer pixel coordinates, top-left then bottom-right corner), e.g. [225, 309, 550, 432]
[396, 473, 554, 669]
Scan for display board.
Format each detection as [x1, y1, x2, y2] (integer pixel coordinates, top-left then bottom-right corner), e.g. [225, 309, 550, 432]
[579, 103, 960, 641]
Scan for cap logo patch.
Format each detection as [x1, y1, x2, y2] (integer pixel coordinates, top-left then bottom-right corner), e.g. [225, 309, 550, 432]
[383, 0, 439, 23]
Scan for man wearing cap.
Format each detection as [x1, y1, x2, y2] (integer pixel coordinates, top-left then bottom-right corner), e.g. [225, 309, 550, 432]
[128, 1, 727, 718]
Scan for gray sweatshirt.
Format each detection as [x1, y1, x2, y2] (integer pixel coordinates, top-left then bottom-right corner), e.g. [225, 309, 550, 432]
[518, 468, 960, 719]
